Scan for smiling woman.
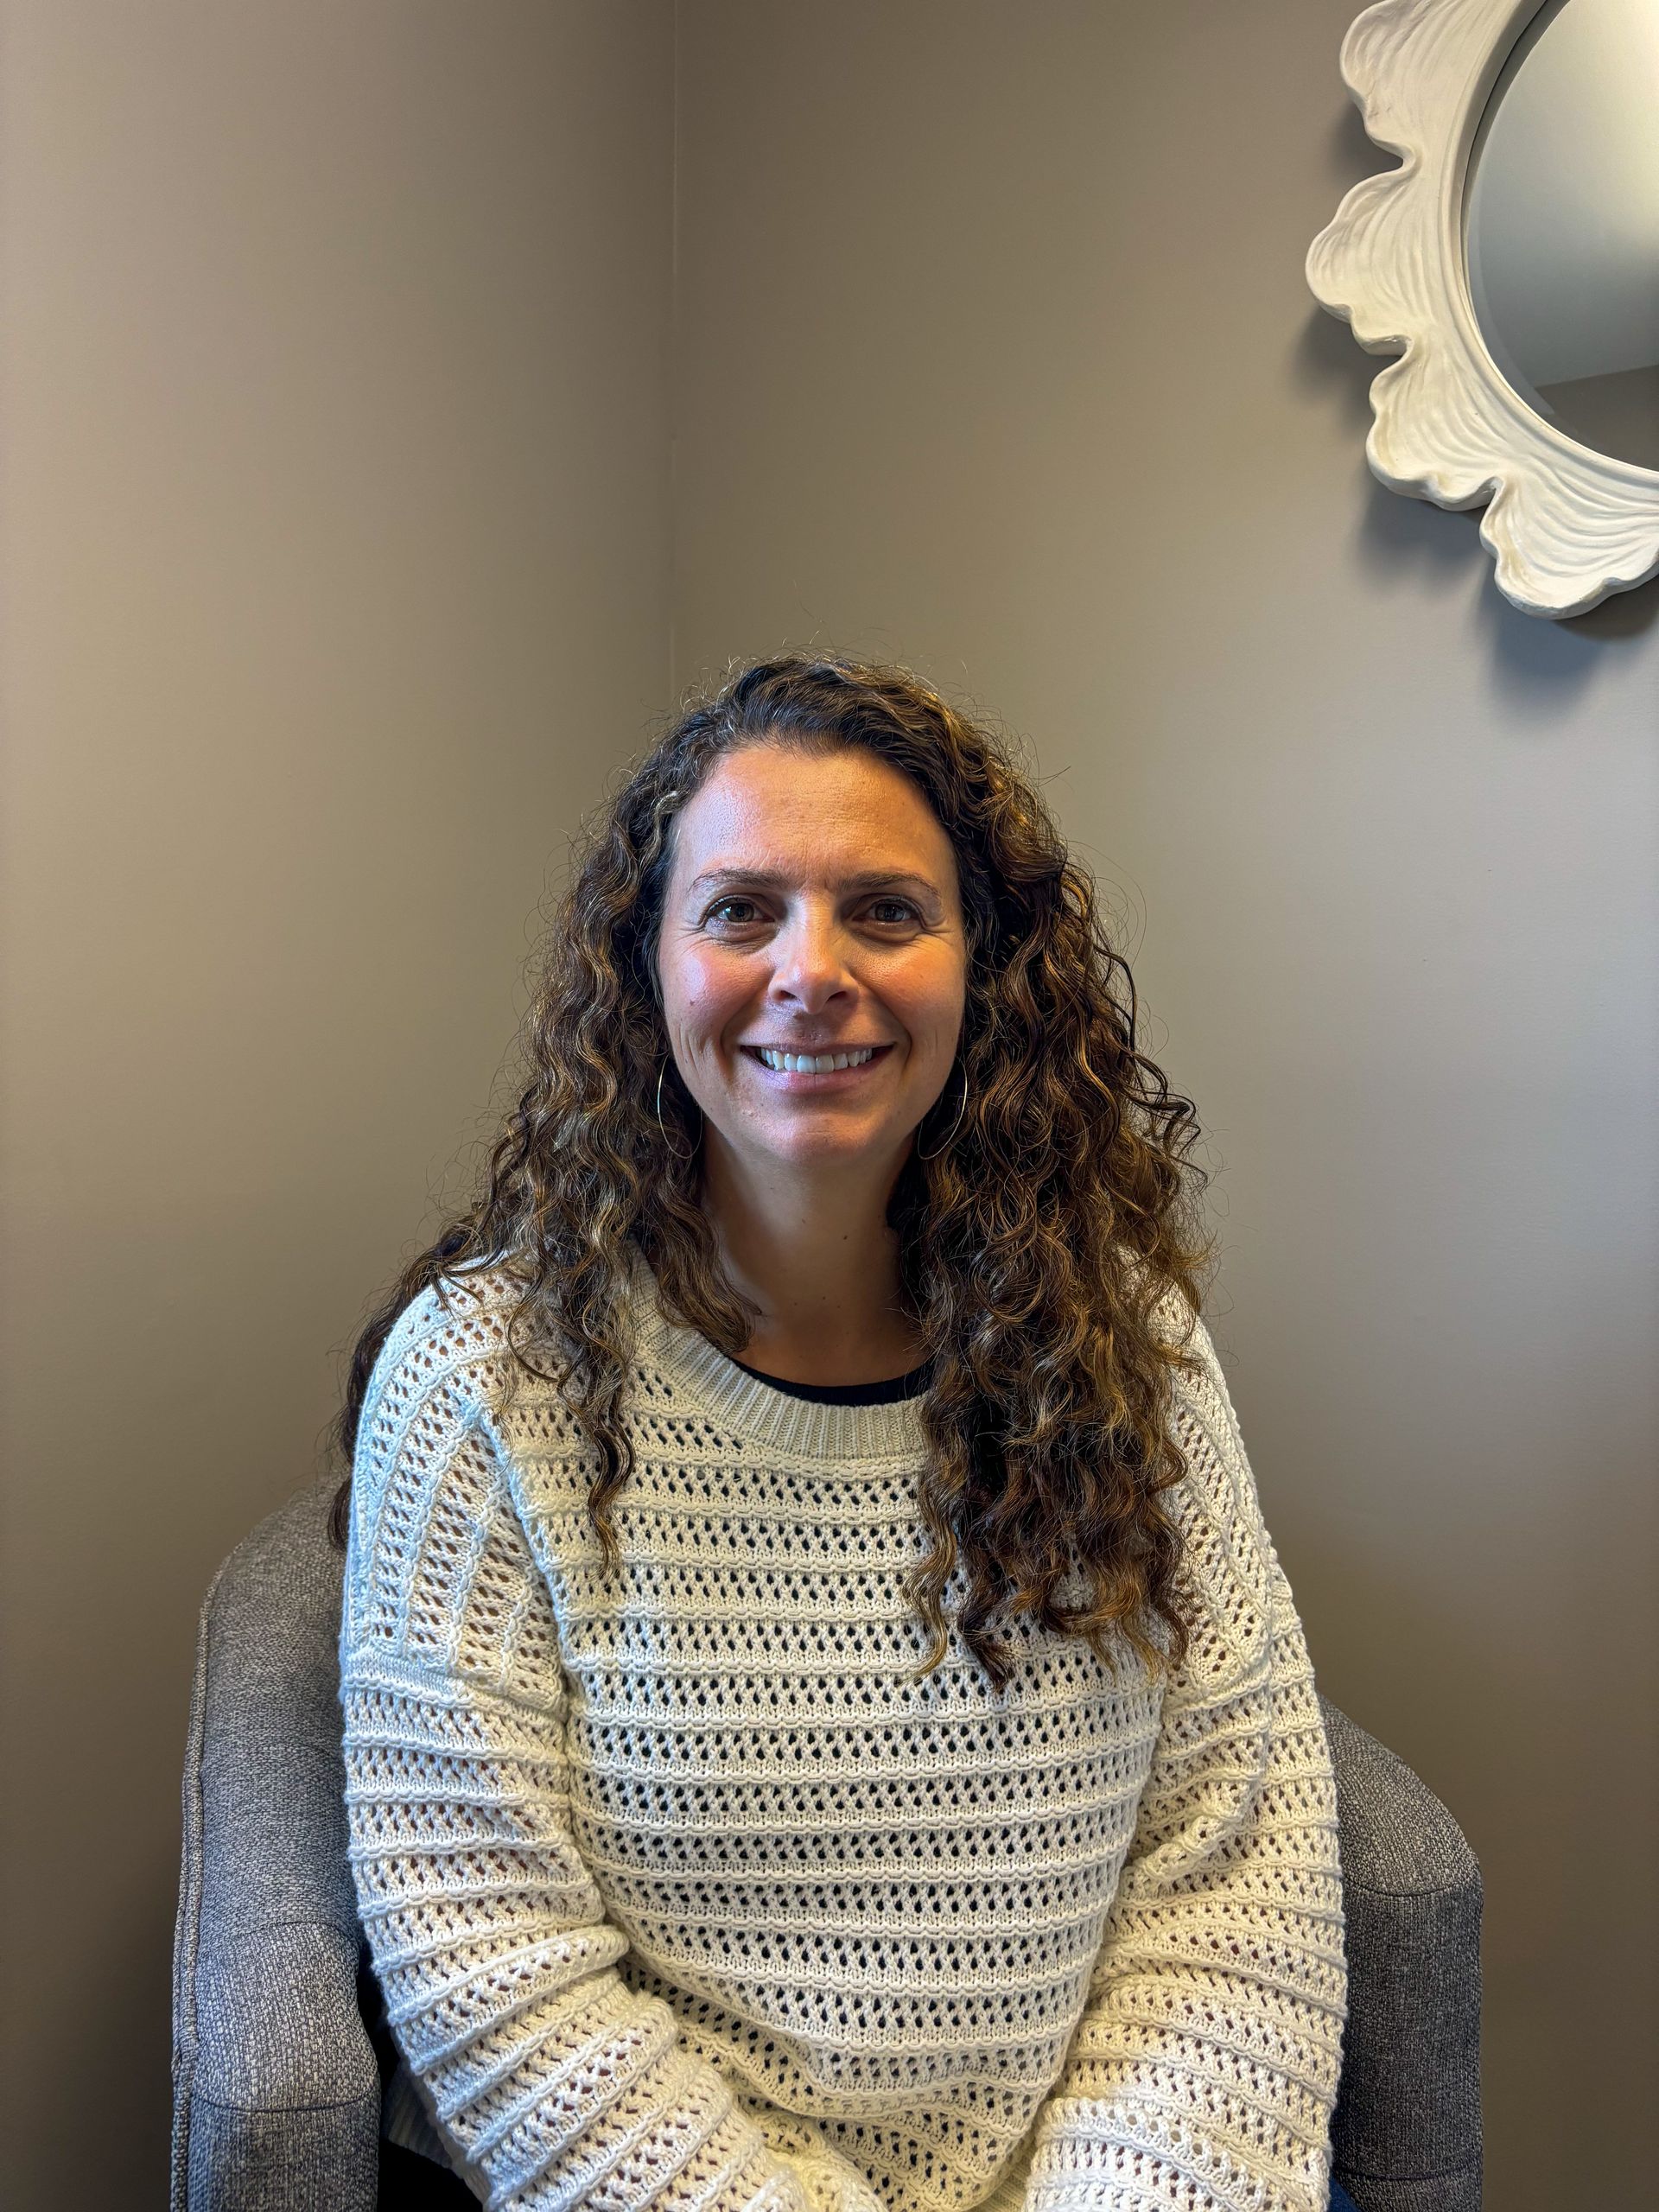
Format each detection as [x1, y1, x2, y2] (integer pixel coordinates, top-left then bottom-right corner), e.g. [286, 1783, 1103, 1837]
[330, 657, 1349, 2212]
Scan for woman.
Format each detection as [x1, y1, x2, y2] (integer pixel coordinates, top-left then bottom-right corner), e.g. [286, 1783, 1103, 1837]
[334, 656, 1351, 2212]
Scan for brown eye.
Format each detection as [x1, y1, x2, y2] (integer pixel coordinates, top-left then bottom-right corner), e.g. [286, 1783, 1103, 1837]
[706, 897, 761, 926]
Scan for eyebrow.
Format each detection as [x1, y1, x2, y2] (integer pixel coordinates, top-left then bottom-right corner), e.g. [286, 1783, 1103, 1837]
[687, 867, 942, 899]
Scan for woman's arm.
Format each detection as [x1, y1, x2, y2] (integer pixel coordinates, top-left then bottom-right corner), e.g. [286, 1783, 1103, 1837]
[338, 1279, 868, 2212]
[1016, 1316, 1348, 2212]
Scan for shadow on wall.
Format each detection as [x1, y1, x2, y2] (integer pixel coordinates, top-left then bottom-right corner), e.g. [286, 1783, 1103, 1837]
[1294, 293, 1659, 683]
[98, 1853, 177, 2193]
[1297, 1516, 1493, 1852]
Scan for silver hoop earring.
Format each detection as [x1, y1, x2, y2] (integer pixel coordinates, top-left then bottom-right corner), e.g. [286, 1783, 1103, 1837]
[915, 1064, 968, 1160]
[655, 1059, 702, 1162]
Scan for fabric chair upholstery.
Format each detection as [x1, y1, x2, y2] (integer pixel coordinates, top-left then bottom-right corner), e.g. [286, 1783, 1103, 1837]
[172, 1474, 1483, 2211]
[172, 1478, 380, 2212]
[1325, 1707, 1484, 2210]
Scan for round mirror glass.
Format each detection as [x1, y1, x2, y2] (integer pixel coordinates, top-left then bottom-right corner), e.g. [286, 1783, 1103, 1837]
[1465, 0, 1659, 472]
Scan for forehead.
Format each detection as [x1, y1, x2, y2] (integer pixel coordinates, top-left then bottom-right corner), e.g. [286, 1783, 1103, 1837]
[669, 743, 957, 880]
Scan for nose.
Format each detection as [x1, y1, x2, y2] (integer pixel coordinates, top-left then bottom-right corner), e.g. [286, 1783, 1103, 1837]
[766, 900, 857, 1014]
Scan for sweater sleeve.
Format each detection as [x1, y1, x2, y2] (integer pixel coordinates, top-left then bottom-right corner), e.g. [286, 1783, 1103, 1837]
[338, 1277, 873, 2212]
[1016, 1314, 1348, 2212]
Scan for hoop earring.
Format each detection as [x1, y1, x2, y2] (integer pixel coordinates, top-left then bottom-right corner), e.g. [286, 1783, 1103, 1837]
[915, 1062, 968, 1160]
[655, 1059, 702, 1162]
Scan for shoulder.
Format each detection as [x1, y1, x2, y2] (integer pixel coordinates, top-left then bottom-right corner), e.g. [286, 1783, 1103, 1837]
[1141, 1294, 1281, 1670]
[1099, 1255, 1262, 1544]
[1166, 1308, 1244, 1464]
[342, 1262, 549, 1653]
[1113, 1249, 1224, 1403]
[346, 1260, 536, 1583]
[1136, 1275, 1243, 1478]
[358, 1259, 529, 1448]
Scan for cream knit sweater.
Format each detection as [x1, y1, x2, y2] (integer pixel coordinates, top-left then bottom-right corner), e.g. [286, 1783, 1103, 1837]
[339, 1247, 1346, 2212]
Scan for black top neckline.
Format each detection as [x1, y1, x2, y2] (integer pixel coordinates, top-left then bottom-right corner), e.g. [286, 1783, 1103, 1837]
[728, 1356, 933, 1406]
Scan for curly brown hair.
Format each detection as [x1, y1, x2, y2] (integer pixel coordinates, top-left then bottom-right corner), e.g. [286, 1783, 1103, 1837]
[329, 654, 1220, 1692]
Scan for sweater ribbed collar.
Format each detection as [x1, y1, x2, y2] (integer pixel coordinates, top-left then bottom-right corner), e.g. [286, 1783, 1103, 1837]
[625, 1243, 930, 1465]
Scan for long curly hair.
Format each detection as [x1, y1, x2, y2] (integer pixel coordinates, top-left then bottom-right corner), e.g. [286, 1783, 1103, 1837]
[330, 654, 1220, 1692]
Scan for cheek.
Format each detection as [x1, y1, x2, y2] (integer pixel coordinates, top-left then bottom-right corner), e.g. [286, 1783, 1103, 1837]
[897, 954, 967, 1041]
[668, 946, 750, 1034]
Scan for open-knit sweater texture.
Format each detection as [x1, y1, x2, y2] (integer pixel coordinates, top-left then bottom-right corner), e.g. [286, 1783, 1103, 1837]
[339, 1246, 1347, 2212]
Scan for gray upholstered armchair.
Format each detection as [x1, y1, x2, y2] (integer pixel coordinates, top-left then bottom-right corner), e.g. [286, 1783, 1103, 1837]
[172, 1475, 1484, 2212]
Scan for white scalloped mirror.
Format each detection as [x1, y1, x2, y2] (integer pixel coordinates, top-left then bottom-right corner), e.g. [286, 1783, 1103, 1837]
[1307, 0, 1659, 619]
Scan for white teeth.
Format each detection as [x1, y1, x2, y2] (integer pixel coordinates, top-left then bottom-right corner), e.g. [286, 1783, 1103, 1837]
[757, 1046, 876, 1074]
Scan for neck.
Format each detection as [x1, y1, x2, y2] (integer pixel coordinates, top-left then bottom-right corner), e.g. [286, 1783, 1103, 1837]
[697, 1138, 925, 1386]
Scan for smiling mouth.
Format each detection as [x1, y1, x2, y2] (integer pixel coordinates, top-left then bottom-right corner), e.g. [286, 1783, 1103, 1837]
[742, 1044, 894, 1077]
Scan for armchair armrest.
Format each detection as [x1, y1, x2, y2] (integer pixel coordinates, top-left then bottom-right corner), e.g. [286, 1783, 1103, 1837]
[172, 1481, 381, 2212]
[1320, 1697, 1484, 2212]
[184, 1921, 380, 2207]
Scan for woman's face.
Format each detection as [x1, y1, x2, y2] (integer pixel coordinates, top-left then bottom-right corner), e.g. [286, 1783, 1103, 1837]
[656, 741, 968, 1181]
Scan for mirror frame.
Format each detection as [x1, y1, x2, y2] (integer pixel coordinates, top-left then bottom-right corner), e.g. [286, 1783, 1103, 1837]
[1306, 0, 1659, 619]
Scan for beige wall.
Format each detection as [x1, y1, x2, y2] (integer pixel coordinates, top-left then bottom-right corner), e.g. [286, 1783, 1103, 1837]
[5, 3, 1655, 2204]
[671, 4, 1657, 2208]
[0, 1, 671, 2192]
